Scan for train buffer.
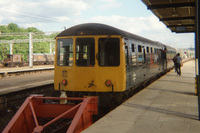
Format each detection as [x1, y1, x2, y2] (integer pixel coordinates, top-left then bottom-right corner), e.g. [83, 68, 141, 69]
[2, 95, 98, 133]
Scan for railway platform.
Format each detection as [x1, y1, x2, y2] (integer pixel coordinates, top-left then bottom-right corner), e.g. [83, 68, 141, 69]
[0, 72, 53, 95]
[0, 65, 54, 78]
[83, 60, 199, 133]
[0, 66, 54, 95]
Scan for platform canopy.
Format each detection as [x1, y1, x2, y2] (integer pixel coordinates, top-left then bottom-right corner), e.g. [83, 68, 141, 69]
[141, 0, 195, 33]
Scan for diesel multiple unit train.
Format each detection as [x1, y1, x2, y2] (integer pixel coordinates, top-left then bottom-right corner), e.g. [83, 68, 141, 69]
[54, 23, 176, 106]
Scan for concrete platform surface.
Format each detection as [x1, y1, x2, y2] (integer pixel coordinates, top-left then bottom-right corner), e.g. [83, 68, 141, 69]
[83, 60, 199, 133]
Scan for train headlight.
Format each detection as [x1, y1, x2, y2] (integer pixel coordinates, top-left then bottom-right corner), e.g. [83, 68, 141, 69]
[105, 80, 112, 87]
[61, 79, 67, 86]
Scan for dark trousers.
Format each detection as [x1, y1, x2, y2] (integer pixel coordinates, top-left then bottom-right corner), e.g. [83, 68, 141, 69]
[175, 63, 181, 75]
[162, 59, 167, 70]
[174, 62, 177, 71]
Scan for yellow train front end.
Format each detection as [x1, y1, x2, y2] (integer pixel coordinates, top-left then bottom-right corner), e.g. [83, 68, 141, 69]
[54, 35, 126, 98]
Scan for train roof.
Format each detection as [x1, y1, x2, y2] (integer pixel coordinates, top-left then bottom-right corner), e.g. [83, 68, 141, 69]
[164, 45, 176, 52]
[57, 23, 156, 44]
[56, 23, 176, 51]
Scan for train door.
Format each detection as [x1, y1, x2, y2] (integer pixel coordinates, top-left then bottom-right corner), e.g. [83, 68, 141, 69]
[130, 43, 137, 87]
[143, 46, 146, 64]
[131, 44, 137, 66]
[142, 46, 148, 80]
[125, 44, 132, 89]
[97, 37, 123, 92]
[137, 45, 143, 65]
[146, 46, 150, 64]
[74, 38, 96, 92]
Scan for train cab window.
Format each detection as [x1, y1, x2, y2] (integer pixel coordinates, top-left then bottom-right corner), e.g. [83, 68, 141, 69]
[98, 38, 120, 66]
[147, 46, 149, 53]
[57, 38, 73, 66]
[76, 38, 95, 66]
[138, 45, 142, 52]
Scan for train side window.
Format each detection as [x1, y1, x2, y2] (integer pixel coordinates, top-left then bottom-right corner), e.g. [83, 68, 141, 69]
[154, 48, 157, 53]
[57, 38, 73, 66]
[150, 47, 153, 53]
[98, 38, 120, 66]
[147, 46, 149, 53]
[138, 45, 142, 52]
[76, 38, 95, 66]
[131, 44, 135, 52]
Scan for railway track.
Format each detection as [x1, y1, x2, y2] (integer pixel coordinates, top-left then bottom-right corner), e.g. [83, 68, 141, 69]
[0, 84, 54, 132]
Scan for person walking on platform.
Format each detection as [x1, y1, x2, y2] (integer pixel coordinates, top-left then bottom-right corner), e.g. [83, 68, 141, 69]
[172, 54, 178, 72]
[174, 53, 182, 76]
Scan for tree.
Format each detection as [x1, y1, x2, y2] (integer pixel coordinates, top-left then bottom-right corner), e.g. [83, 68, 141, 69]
[26, 27, 41, 32]
[7, 23, 19, 32]
[0, 25, 7, 33]
[0, 23, 57, 62]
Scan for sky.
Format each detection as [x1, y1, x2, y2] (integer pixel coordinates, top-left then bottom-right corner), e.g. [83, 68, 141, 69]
[0, 0, 195, 48]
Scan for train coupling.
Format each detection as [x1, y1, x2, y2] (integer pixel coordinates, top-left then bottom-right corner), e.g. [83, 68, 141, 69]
[60, 90, 68, 104]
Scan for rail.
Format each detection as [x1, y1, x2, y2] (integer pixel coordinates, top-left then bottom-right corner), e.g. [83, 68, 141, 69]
[2, 95, 98, 133]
